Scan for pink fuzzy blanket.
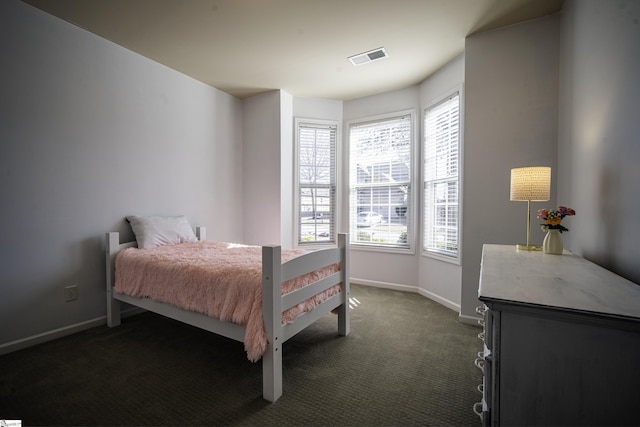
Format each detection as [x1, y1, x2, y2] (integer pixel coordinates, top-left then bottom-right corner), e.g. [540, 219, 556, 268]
[114, 241, 340, 362]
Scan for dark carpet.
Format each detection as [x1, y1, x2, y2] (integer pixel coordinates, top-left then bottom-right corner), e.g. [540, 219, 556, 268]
[0, 284, 482, 426]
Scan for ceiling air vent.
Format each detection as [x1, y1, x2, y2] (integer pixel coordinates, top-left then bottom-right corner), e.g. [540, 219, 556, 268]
[348, 47, 388, 66]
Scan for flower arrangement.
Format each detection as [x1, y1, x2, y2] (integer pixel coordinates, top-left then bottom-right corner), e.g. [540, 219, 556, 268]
[537, 206, 576, 233]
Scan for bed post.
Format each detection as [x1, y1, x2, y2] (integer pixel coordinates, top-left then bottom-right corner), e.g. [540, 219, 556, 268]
[195, 226, 206, 241]
[262, 244, 283, 403]
[337, 233, 350, 336]
[106, 232, 122, 327]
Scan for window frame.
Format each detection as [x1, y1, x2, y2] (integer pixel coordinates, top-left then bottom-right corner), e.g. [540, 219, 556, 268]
[422, 89, 463, 263]
[294, 118, 340, 248]
[347, 110, 417, 254]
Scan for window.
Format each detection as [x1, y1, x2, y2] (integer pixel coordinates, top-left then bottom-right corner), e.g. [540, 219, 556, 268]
[296, 119, 337, 245]
[423, 92, 460, 258]
[348, 112, 413, 249]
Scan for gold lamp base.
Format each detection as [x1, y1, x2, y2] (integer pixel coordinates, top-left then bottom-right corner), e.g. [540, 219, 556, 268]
[516, 244, 542, 251]
[513, 198, 545, 252]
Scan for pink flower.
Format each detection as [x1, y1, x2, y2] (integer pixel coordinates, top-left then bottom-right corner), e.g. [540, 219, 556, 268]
[537, 206, 576, 233]
[557, 206, 576, 217]
[536, 209, 550, 220]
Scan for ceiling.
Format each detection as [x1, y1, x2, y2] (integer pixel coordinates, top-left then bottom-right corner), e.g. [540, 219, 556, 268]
[22, 0, 563, 100]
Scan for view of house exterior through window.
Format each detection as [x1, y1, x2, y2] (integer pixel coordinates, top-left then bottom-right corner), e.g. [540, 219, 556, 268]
[349, 113, 413, 249]
[296, 120, 337, 245]
[298, 100, 457, 254]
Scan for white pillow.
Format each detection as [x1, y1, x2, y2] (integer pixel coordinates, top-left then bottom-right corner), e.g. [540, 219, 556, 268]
[126, 215, 197, 249]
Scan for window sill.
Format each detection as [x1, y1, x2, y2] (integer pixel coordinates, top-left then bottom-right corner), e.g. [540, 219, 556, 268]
[422, 250, 460, 265]
[351, 244, 415, 255]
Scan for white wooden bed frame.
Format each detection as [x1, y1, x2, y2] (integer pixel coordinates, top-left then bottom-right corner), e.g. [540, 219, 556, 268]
[105, 227, 350, 402]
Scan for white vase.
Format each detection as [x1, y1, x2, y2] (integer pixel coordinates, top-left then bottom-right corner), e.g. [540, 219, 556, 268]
[543, 229, 563, 255]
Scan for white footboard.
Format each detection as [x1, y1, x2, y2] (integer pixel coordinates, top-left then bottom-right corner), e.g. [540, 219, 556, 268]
[261, 233, 350, 402]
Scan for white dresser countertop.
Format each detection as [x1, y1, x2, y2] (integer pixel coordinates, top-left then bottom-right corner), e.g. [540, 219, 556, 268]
[478, 244, 640, 320]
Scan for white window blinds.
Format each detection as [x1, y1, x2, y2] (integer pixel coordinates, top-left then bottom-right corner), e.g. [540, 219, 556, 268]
[297, 121, 337, 245]
[349, 114, 412, 249]
[423, 92, 460, 257]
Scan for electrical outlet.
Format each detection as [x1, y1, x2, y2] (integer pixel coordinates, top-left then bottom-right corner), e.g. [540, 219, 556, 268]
[64, 285, 78, 302]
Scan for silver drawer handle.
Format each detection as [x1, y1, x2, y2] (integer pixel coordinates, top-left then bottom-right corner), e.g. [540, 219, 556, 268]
[475, 357, 485, 372]
[476, 305, 487, 315]
[478, 319, 485, 327]
[473, 402, 483, 418]
[478, 332, 485, 341]
[477, 383, 484, 394]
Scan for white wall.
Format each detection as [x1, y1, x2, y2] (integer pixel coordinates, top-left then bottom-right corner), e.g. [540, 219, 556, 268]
[343, 86, 422, 292]
[461, 15, 560, 319]
[243, 95, 344, 249]
[0, 0, 244, 351]
[558, 0, 640, 284]
[418, 54, 465, 313]
[292, 97, 344, 247]
[280, 92, 294, 248]
[293, 97, 343, 122]
[242, 91, 283, 246]
[9, 0, 628, 354]
[339, 64, 468, 302]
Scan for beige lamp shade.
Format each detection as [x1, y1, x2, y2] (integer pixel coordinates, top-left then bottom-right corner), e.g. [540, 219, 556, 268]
[510, 167, 551, 201]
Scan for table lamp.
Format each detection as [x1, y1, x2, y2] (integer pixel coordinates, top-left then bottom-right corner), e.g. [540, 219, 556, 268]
[510, 166, 551, 250]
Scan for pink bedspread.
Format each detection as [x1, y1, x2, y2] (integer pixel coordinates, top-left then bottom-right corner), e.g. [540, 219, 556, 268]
[114, 241, 341, 362]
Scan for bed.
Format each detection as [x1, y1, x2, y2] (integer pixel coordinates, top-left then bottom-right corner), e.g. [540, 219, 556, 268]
[105, 216, 350, 402]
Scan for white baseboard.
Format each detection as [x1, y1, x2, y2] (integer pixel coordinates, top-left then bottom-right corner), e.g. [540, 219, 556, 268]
[417, 288, 461, 313]
[351, 277, 419, 293]
[1, 281, 479, 355]
[352, 277, 465, 317]
[458, 313, 482, 326]
[0, 307, 144, 355]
